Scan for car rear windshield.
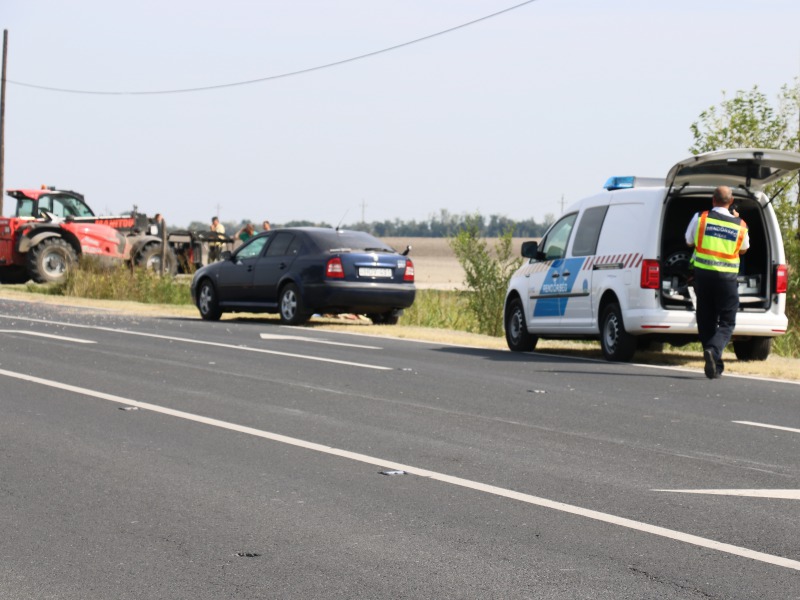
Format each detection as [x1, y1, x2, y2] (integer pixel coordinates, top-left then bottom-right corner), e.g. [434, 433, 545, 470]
[312, 230, 393, 252]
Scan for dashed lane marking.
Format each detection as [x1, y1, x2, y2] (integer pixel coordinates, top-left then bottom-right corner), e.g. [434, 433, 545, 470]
[259, 333, 381, 349]
[2, 366, 799, 572]
[733, 421, 800, 434]
[0, 329, 95, 344]
[0, 314, 391, 370]
[655, 489, 800, 500]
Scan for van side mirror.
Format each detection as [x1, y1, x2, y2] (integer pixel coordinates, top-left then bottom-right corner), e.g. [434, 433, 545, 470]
[521, 240, 540, 259]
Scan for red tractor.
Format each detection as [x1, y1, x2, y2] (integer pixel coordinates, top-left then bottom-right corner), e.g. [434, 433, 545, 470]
[0, 186, 177, 284]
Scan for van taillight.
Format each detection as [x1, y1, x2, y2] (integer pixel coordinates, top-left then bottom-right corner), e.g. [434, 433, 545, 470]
[403, 259, 415, 282]
[775, 264, 788, 294]
[640, 259, 660, 289]
[326, 257, 345, 279]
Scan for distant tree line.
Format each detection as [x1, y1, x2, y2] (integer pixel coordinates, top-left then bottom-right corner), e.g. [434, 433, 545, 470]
[185, 210, 554, 239]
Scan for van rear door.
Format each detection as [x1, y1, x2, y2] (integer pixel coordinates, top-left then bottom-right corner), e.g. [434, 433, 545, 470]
[666, 148, 800, 196]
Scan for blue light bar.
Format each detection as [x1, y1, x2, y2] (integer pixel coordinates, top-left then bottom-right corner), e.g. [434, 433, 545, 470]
[604, 176, 635, 190]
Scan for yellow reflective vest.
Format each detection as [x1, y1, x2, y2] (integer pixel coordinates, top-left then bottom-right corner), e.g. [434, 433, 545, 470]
[692, 211, 747, 274]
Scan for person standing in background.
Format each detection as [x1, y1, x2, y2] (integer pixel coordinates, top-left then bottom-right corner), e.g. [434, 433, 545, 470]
[209, 216, 226, 262]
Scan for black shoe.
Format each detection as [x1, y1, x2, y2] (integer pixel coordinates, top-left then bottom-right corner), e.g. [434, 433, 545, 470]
[703, 349, 717, 380]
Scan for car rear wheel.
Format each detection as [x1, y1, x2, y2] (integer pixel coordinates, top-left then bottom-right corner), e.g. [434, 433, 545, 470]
[367, 311, 400, 325]
[279, 283, 310, 325]
[600, 302, 637, 362]
[197, 278, 222, 321]
[505, 297, 537, 352]
[28, 237, 78, 284]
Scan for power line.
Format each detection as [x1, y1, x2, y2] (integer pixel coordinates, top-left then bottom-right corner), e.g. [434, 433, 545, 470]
[6, 0, 538, 96]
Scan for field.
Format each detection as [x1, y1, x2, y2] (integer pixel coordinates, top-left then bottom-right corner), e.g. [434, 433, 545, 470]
[382, 237, 528, 290]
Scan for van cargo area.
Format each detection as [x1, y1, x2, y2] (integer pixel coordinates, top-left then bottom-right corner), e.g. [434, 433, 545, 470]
[660, 191, 772, 312]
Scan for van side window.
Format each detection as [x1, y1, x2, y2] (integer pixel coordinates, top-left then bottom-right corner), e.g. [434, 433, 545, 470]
[540, 213, 577, 260]
[572, 206, 609, 256]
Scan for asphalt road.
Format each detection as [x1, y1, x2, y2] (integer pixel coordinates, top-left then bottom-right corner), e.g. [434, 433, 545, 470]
[1, 297, 799, 599]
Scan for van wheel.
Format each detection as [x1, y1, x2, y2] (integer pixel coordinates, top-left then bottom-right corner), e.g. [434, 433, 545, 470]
[733, 337, 772, 361]
[600, 303, 637, 362]
[505, 297, 538, 352]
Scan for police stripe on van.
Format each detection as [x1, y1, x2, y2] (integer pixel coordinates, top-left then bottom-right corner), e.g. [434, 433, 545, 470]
[582, 253, 642, 270]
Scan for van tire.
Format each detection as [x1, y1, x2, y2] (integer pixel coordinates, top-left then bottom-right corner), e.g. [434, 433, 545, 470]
[600, 303, 637, 362]
[505, 297, 538, 352]
[733, 337, 772, 361]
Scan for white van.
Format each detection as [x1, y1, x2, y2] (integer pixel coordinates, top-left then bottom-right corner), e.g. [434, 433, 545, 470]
[504, 148, 800, 362]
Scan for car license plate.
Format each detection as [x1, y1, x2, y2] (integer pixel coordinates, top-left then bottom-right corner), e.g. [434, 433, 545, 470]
[359, 267, 392, 278]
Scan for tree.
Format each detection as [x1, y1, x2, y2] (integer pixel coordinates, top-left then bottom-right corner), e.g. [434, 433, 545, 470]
[690, 79, 800, 354]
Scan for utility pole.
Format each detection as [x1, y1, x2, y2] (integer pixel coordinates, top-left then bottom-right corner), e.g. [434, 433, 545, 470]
[559, 194, 565, 214]
[360, 198, 367, 223]
[0, 30, 8, 216]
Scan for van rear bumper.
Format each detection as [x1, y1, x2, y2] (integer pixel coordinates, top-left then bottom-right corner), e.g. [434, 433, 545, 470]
[625, 309, 788, 337]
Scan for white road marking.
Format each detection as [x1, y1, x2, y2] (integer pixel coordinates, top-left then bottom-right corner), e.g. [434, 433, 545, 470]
[260, 333, 381, 349]
[2, 366, 799, 572]
[655, 489, 800, 500]
[0, 314, 391, 371]
[0, 330, 95, 344]
[733, 421, 800, 434]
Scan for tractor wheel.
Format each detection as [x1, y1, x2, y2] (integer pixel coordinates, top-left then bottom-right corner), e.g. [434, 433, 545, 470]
[27, 238, 78, 284]
[137, 244, 178, 276]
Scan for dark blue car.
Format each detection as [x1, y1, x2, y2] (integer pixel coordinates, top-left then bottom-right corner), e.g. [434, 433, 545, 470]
[190, 228, 416, 325]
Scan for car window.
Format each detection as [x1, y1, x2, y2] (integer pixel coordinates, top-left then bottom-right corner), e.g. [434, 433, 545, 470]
[572, 205, 608, 257]
[541, 213, 577, 260]
[266, 232, 295, 257]
[236, 235, 269, 260]
[286, 236, 304, 257]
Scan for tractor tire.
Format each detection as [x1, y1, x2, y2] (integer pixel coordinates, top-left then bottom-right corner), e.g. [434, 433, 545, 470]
[27, 238, 78, 284]
[367, 311, 400, 325]
[137, 244, 178, 276]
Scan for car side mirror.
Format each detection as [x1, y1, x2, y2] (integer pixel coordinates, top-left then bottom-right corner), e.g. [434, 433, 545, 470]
[521, 240, 539, 259]
[221, 251, 232, 261]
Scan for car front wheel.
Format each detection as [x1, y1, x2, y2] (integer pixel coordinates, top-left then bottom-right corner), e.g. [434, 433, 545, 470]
[197, 279, 222, 321]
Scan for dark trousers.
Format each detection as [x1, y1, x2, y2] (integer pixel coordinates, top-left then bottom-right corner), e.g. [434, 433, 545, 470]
[693, 269, 739, 374]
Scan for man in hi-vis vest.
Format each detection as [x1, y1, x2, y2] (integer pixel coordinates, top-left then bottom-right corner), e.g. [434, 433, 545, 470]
[685, 186, 749, 379]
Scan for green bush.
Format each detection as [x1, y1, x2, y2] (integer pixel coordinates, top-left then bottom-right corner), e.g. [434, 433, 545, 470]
[448, 217, 522, 337]
[28, 257, 193, 305]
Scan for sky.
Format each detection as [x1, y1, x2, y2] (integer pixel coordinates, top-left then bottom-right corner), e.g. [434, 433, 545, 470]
[2, 0, 800, 229]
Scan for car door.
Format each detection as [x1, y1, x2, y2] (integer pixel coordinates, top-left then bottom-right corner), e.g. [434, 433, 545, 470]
[251, 232, 303, 305]
[215, 234, 270, 304]
[560, 205, 608, 331]
[525, 213, 577, 332]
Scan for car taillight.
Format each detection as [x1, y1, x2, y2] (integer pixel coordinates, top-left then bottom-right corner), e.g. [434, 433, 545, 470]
[403, 258, 415, 282]
[775, 264, 788, 294]
[326, 257, 345, 279]
[640, 259, 660, 289]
